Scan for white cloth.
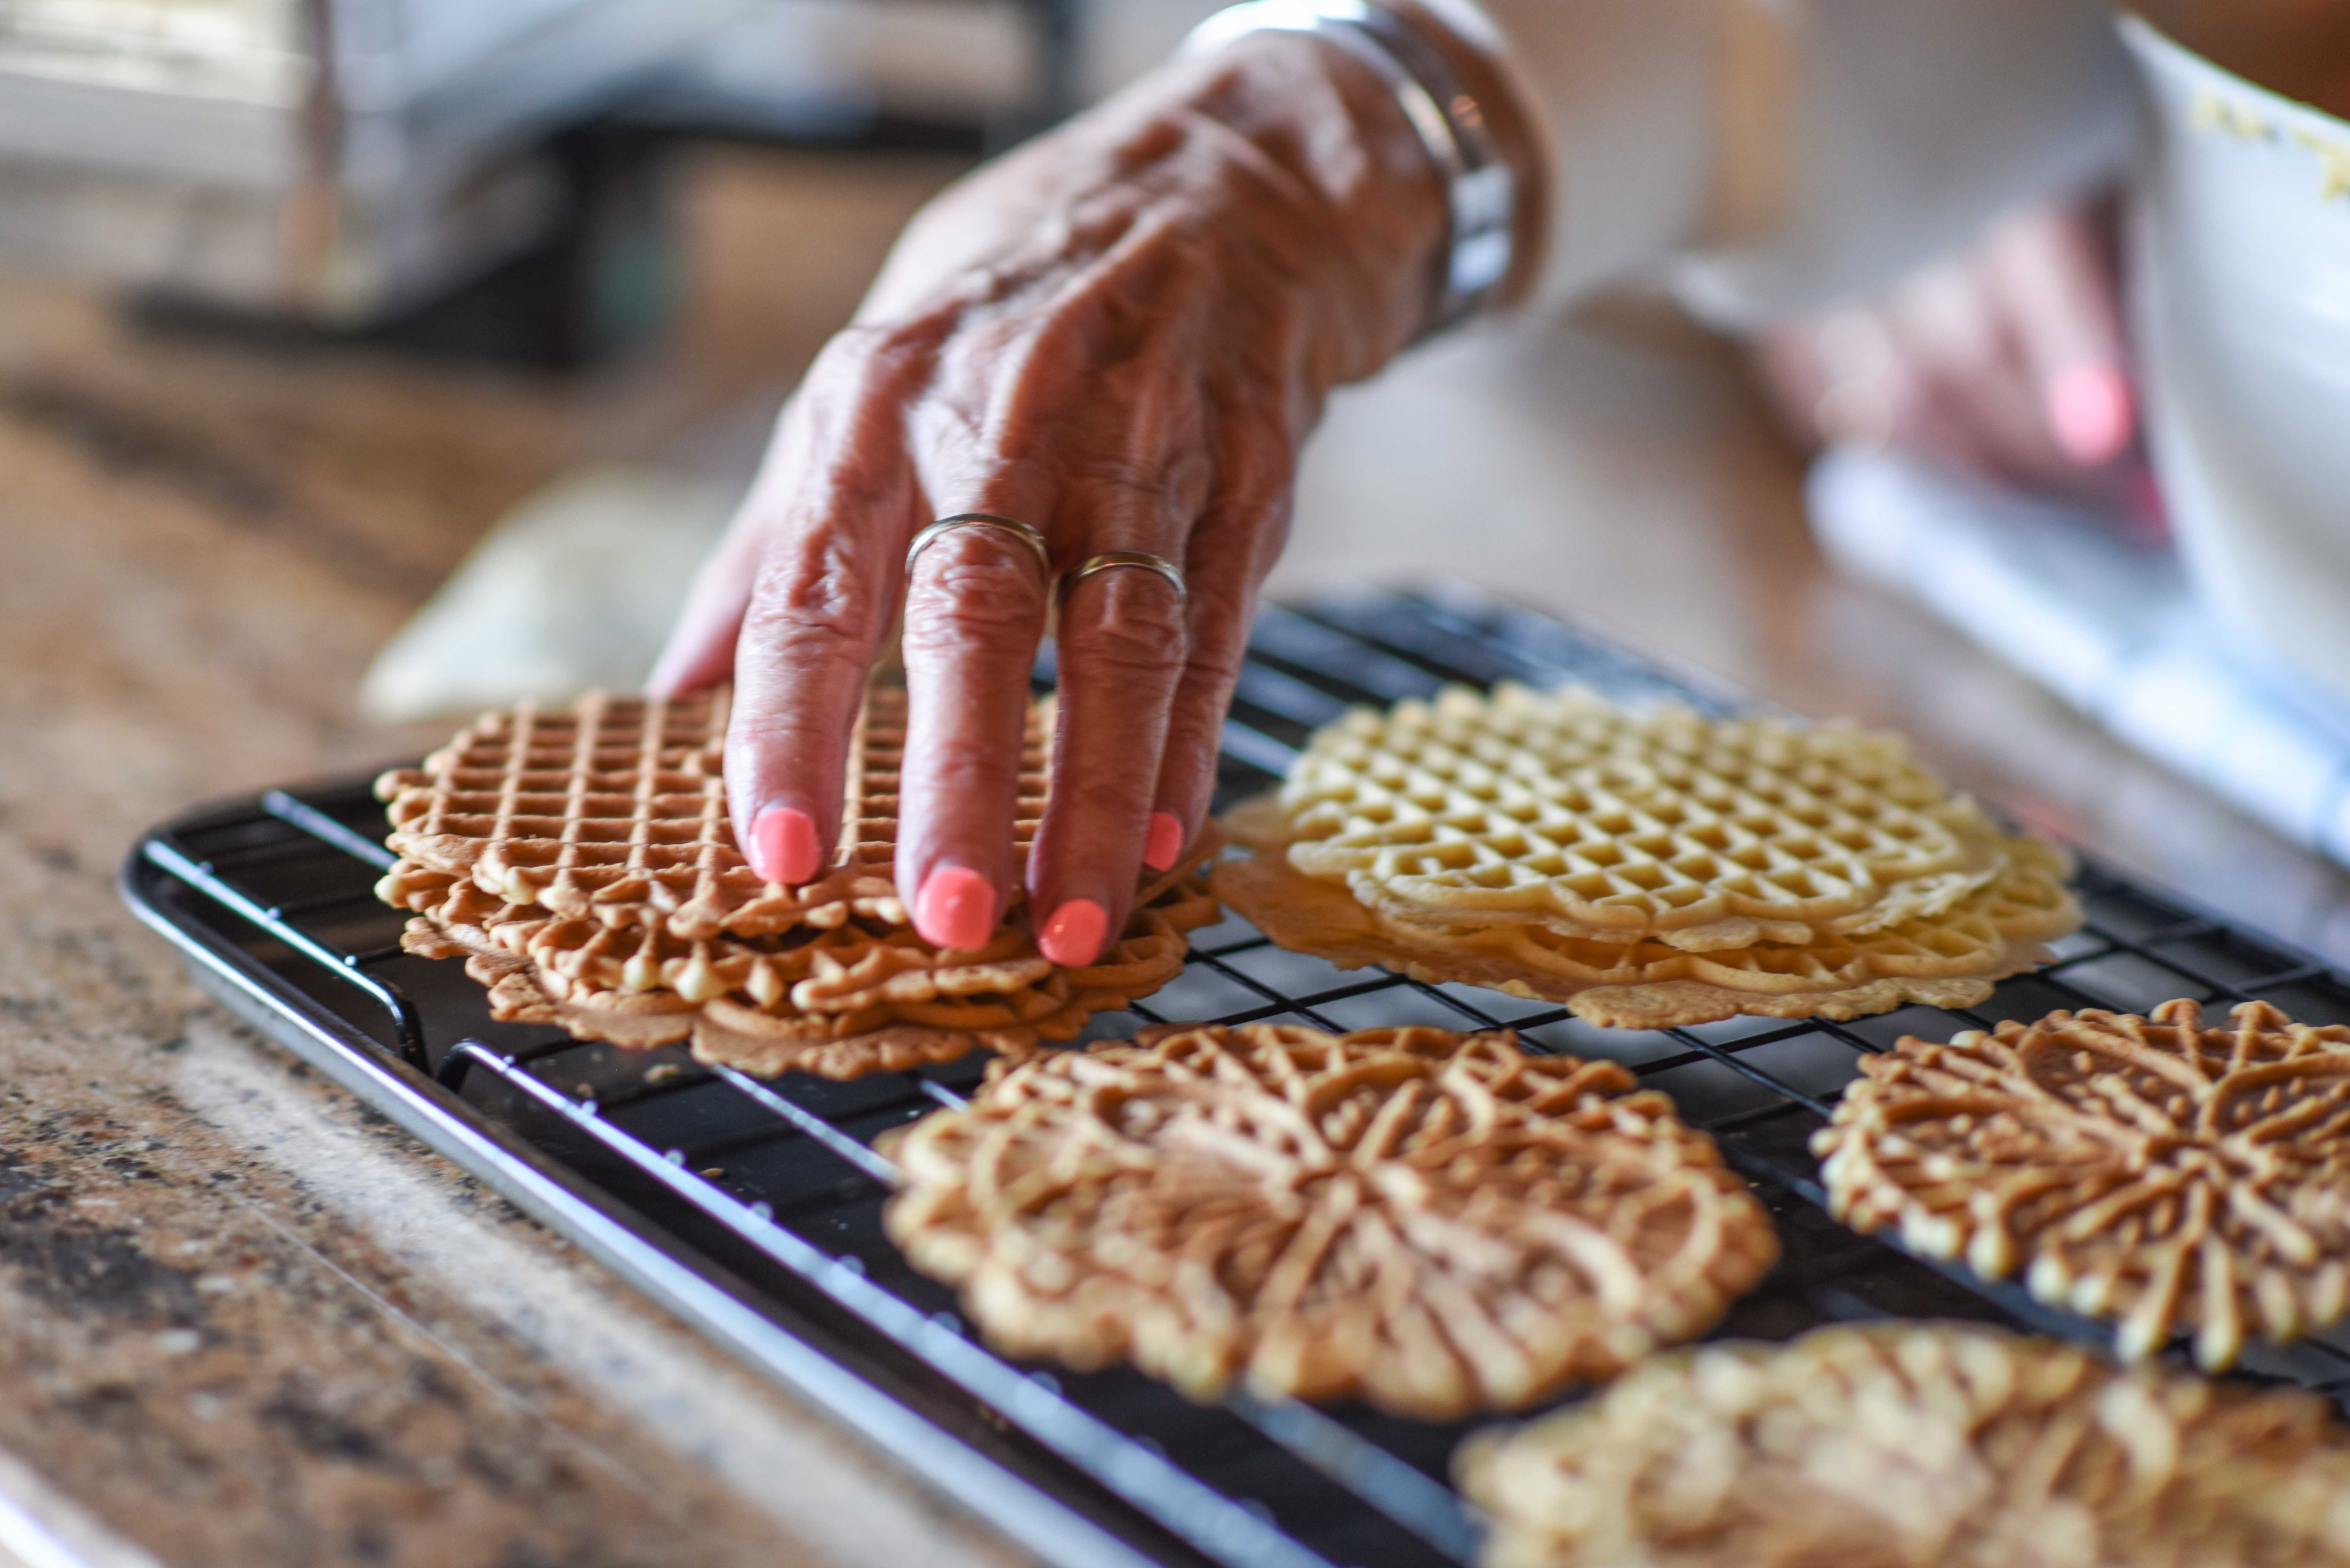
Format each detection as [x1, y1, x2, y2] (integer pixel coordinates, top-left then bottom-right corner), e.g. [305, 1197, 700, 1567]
[1442, 0, 2138, 323]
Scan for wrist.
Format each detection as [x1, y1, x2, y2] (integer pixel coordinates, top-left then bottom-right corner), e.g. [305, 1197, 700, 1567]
[1181, 3, 1544, 350]
[1164, 27, 1451, 375]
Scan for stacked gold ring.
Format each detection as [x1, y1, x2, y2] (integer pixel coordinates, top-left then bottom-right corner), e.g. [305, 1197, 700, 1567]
[908, 517, 1188, 606]
[904, 514, 1054, 582]
[1061, 551, 1188, 605]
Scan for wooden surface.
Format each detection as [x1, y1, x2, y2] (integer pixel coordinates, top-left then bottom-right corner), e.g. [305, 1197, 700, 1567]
[1, 140, 2346, 1568]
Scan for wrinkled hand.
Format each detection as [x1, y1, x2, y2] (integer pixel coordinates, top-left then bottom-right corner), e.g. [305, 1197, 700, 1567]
[649, 32, 1445, 965]
[1750, 198, 2152, 516]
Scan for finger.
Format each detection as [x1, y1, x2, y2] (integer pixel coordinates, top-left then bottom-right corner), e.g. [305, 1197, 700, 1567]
[1027, 534, 1192, 965]
[1884, 256, 2067, 484]
[1985, 201, 2135, 468]
[649, 460, 783, 698]
[896, 515, 1055, 950]
[1145, 476, 1291, 873]
[1748, 322, 1837, 449]
[722, 349, 925, 886]
[1801, 307, 1908, 450]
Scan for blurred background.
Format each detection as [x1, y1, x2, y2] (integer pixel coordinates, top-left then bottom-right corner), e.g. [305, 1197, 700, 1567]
[5, 0, 2347, 968]
[4, 12, 2348, 1564]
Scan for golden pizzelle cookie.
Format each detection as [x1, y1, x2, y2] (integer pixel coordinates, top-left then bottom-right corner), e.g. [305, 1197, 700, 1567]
[375, 685, 1030, 939]
[1215, 684, 2080, 1029]
[880, 1024, 1779, 1419]
[1457, 1321, 2350, 1568]
[1814, 999, 2350, 1369]
[401, 873, 1220, 1078]
[1215, 834, 2074, 1030]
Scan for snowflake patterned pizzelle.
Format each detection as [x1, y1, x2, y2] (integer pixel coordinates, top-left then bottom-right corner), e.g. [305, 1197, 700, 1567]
[881, 1024, 1779, 1419]
[1459, 1321, 2350, 1568]
[1814, 999, 2350, 1368]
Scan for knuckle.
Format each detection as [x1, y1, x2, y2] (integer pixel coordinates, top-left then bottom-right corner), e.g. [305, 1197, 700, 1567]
[1066, 576, 1189, 678]
[1181, 633, 1247, 692]
[903, 540, 1046, 654]
[745, 540, 890, 669]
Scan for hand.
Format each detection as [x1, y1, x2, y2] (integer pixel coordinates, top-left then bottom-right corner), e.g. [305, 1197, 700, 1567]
[648, 30, 1450, 964]
[1749, 198, 2153, 518]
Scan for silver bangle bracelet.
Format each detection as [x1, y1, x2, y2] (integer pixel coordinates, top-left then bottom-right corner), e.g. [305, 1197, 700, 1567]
[1185, 0, 1516, 336]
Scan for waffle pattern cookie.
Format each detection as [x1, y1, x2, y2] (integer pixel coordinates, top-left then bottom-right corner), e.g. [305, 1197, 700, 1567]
[1215, 685, 2080, 1030]
[375, 688, 1221, 1078]
[1814, 1000, 2350, 1369]
[1458, 1321, 2350, 1568]
[880, 1024, 1778, 1418]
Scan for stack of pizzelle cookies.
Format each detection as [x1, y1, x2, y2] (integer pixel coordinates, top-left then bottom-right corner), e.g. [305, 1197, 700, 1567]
[1216, 684, 2081, 1030]
[374, 685, 1220, 1078]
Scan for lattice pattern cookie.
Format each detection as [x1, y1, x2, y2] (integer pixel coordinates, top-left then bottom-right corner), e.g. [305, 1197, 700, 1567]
[1217, 685, 2080, 1030]
[402, 873, 1219, 1079]
[1279, 684, 2010, 941]
[376, 686, 1044, 939]
[377, 686, 1222, 1078]
[1217, 831, 2072, 1030]
[880, 1024, 1778, 1418]
[1459, 1321, 2350, 1568]
[1814, 1000, 2350, 1368]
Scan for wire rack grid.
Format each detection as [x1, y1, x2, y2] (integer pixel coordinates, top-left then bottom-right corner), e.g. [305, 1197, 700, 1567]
[124, 588, 2350, 1568]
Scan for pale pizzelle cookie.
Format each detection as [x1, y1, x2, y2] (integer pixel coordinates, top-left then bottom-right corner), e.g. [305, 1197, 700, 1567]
[1214, 836, 2074, 1030]
[880, 1024, 1778, 1419]
[1277, 684, 2015, 944]
[1216, 684, 2080, 1030]
[1814, 999, 2350, 1368]
[1458, 1321, 2350, 1568]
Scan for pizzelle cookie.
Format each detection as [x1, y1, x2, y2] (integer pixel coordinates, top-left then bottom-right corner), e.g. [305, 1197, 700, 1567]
[376, 685, 987, 938]
[1814, 999, 2350, 1369]
[400, 872, 1220, 1078]
[1215, 685, 2080, 1030]
[1457, 1321, 2350, 1568]
[374, 686, 1222, 1078]
[880, 1024, 1778, 1419]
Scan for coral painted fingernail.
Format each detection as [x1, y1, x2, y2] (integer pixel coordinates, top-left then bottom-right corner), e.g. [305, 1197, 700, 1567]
[1040, 899, 1109, 967]
[1144, 811, 1186, 873]
[2047, 364, 2135, 467]
[750, 806, 822, 885]
[915, 865, 998, 950]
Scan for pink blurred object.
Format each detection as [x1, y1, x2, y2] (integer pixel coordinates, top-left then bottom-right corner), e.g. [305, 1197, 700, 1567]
[2045, 363, 2137, 467]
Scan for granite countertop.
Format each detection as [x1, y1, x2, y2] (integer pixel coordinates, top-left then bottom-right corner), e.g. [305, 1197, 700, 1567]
[4, 142, 2347, 1568]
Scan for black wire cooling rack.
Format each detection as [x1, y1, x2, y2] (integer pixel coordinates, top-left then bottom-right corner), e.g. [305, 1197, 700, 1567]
[123, 587, 2350, 1568]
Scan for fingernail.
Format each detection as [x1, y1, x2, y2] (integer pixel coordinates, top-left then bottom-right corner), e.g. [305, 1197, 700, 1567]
[749, 806, 822, 885]
[915, 865, 998, 950]
[1144, 811, 1186, 873]
[1039, 899, 1110, 967]
[2047, 364, 2135, 467]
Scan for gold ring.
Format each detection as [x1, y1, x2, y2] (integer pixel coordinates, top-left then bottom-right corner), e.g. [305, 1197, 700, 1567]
[1060, 551, 1187, 605]
[904, 514, 1053, 583]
